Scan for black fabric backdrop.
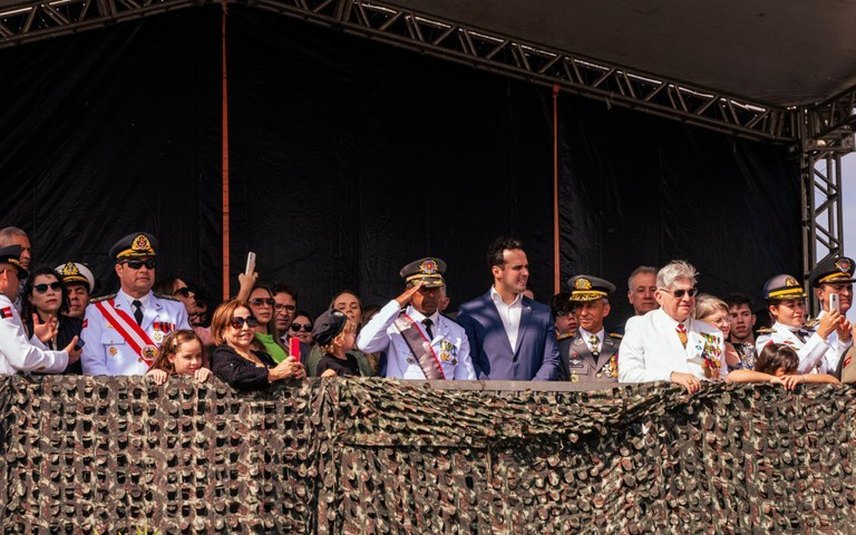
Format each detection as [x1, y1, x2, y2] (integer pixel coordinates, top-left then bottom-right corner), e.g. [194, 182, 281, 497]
[0, 6, 801, 325]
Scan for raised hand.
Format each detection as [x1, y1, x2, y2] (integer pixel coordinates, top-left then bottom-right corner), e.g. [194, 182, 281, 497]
[33, 314, 58, 343]
[395, 281, 423, 307]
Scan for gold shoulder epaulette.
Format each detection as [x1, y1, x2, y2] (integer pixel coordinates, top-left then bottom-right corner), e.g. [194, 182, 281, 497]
[756, 327, 774, 335]
[154, 293, 179, 302]
[609, 333, 624, 340]
[804, 318, 820, 329]
[556, 332, 573, 341]
[90, 293, 116, 303]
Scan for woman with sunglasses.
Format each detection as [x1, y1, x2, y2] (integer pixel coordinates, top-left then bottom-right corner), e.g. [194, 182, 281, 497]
[288, 311, 314, 345]
[22, 266, 83, 373]
[154, 276, 213, 346]
[210, 300, 304, 390]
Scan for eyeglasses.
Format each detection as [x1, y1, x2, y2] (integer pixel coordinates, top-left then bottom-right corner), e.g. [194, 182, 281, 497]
[274, 303, 296, 312]
[229, 316, 259, 329]
[290, 322, 313, 332]
[554, 310, 570, 318]
[123, 258, 156, 270]
[34, 282, 63, 294]
[659, 287, 699, 298]
[174, 287, 191, 297]
[248, 298, 275, 307]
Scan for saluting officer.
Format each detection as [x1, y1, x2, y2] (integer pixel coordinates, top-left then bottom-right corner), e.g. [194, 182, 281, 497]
[559, 275, 622, 385]
[357, 257, 476, 380]
[80, 233, 190, 375]
[755, 274, 844, 374]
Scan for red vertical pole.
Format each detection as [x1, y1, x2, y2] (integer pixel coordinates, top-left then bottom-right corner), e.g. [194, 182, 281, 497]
[552, 84, 560, 294]
[221, 0, 231, 299]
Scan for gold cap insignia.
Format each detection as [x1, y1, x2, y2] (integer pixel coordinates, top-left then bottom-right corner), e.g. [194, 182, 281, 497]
[61, 262, 79, 277]
[133, 234, 151, 252]
[835, 258, 852, 273]
[574, 278, 592, 290]
[419, 259, 439, 275]
[785, 276, 799, 287]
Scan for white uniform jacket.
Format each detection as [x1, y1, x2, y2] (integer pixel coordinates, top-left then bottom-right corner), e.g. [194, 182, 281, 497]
[0, 294, 68, 375]
[80, 291, 189, 376]
[357, 300, 476, 380]
[754, 319, 843, 374]
[619, 308, 727, 383]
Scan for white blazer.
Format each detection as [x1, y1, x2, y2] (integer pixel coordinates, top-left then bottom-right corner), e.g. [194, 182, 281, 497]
[755, 320, 839, 374]
[619, 308, 727, 383]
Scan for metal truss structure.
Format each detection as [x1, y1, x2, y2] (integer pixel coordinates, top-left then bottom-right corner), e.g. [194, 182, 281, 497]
[1, 0, 855, 280]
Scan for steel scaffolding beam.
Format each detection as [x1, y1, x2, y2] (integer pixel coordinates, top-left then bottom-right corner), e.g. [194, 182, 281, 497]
[0, 0, 799, 143]
[0, 0, 197, 47]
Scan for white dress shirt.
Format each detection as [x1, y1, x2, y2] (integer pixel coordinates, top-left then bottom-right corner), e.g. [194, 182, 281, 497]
[489, 286, 523, 350]
[755, 320, 835, 374]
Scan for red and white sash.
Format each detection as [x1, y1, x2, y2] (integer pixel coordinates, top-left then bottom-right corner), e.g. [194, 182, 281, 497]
[94, 299, 157, 366]
[393, 313, 446, 380]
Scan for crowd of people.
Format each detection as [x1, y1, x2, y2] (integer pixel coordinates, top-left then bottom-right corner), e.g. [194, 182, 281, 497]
[0, 225, 853, 393]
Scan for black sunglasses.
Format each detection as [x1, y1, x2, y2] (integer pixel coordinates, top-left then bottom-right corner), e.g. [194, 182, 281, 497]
[274, 303, 296, 312]
[174, 287, 192, 297]
[229, 316, 259, 329]
[660, 288, 699, 298]
[123, 258, 156, 270]
[290, 322, 313, 332]
[34, 282, 63, 294]
[249, 298, 275, 307]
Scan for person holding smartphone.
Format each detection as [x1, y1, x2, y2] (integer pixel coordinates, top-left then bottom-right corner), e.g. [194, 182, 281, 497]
[808, 256, 855, 377]
[755, 274, 844, 375]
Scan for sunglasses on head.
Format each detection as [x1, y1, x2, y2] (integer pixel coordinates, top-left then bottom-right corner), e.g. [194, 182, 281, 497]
[249, 298, 275, 307]
[274, 303, 296, 312]
[34, 282, 62, 294]
[661, 288, 698, 298]
[229, 316, 259, 329]
[290, 322, 313, 332]
[123, 258, 156, 270]
[174, 287, 192, 297]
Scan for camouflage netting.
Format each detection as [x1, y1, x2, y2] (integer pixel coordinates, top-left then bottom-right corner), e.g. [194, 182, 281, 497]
[0, 376, 854, 533]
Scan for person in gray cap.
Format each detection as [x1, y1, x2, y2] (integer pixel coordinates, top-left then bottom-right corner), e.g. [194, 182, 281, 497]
[80, 232, 190, 376]
[559, 275, 622, 386]
[357, 257, 475, 380]
[809, 256, 855, 377]
[755, 273, 845, 374]
[0, 245, 80, 375]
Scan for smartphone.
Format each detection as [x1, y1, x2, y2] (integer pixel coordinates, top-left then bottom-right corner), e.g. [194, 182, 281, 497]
[245, 251, 256, 276]
[289, 338, 301, 363]
[74, 339, 86, 351]
[830, 293, 840, 313]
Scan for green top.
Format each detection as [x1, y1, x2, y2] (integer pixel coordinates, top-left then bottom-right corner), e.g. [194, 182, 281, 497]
[255, 332, 287, 363]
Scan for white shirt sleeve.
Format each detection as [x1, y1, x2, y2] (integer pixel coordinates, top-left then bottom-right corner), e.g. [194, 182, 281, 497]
[0, 307, 68, 374]
[356, 300, 399, 354]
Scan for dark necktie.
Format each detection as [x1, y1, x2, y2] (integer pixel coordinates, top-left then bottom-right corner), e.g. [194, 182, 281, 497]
[422, 318, 434, 339]
[793, 329, 807, 343]
[132, 300, 144, 326]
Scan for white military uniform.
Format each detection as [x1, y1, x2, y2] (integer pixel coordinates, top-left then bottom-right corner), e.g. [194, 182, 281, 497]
[0, 294, 68, 375]
[754, 318, 846, 374]
[357, 300, 476, 380]
[80, 290, 189, 375]
[619, 308, 727, 383]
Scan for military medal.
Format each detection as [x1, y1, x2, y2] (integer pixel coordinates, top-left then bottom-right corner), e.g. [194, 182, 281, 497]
[153, 331, 164, 342]
[108, 347, 118, 356]
[142, 345, 157, 361]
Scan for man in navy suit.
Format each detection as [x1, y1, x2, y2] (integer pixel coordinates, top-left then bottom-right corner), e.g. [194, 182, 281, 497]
[456, 237, 562, 381]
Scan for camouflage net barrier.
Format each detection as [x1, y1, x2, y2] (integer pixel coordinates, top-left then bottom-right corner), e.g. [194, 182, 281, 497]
[0, 376, 854, 533]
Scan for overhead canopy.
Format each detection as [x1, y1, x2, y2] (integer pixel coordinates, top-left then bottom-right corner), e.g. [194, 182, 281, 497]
[386, 0, 856, 107]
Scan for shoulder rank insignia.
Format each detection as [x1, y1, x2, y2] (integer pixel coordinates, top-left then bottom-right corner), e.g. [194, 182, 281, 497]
[556, 332, 573, 341]
[608, 333, 623, 340]
[755, 327, 774, 335]
[90, 293, 116, 303]
[803, 318, 820, 329]
[153, 292, 180, 302]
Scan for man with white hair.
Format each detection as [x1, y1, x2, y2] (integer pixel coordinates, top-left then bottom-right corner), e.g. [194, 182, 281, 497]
[618, 260, 726, 393]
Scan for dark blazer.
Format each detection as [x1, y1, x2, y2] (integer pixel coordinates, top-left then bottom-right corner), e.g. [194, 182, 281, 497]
[211, 344, 276, 391]
[456, 291, 561, 381]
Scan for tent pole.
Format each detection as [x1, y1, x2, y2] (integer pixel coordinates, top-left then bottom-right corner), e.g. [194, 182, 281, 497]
[221, 0, 231, 299]
[552, 84, 560, 294]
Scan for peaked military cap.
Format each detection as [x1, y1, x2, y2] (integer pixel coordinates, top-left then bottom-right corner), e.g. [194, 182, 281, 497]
[55, 261, 95, 292]
[763, 274, 806, 301]
[312, 309, 348, 347]
[109, 232, 158, 261]
[568, 275, 616, 302]
[400, 257, 446, 288]
[809, 256, 855, 287]
[0, 245, 28, 279]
